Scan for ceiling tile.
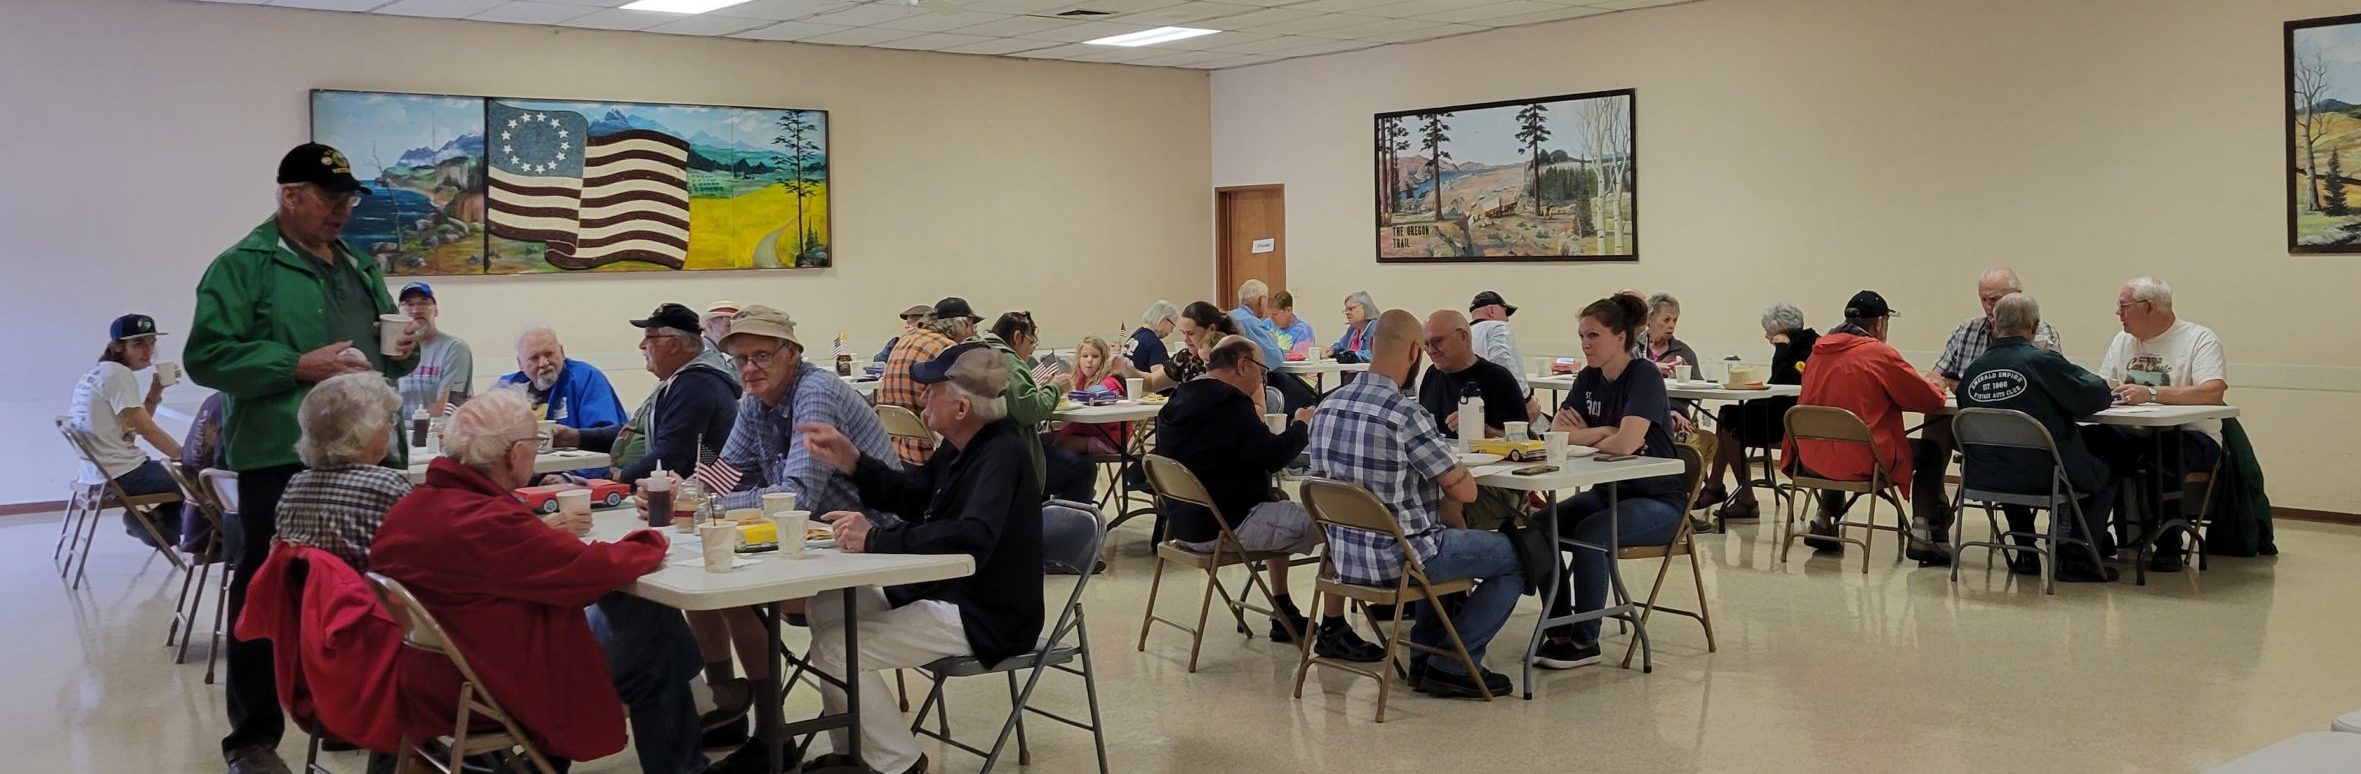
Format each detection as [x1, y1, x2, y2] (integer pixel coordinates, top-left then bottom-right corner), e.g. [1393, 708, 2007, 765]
[1585, 0, 1690, 9]
[1276, 0, 1392, 13]
[873, 10, 1011, 32]
[1359, 20, 1475, 41]
[1466, 3, 1606, 25]
[799, 25, 925, 44]
[1115, 1, 1257, 26]
[1305, 14, 1428, 38]
[467, 1, 603, 23]
[1008, 42, 1103, 58]
[802, 2, 924, 26]
[1410, 0, 1561, 23]
[187, 0, 272, 4]
[940, 36, 1058, 54]
[951, 15, 1076, 36]
[1128, 48, 1232, 66]
[869, 31, 996, 49]
[504, 0, 627, 5]
[1208, 34, 1326, 54]
[1197, 0, 1298, 6]
[1243, 12, 1375, 35]
[709, 0, 850, 19]
[1198, 5, 1315, 27]
[1014, 20, 1157, 42]
[556, 7, 674, 28]
[728, 19, 851, 38]
[1268, 36, 1374, 55]
[1034, 0, 1185, 15]
[644, 13, 772, 34]
[267, 0, 398, 11]
[374, 0, 504, 16]
[959, 0, 1075, 13]
[1157, 29, 1264, 49]
[1349, 0, 1490, 19]
[1184, 52, 1277, 68]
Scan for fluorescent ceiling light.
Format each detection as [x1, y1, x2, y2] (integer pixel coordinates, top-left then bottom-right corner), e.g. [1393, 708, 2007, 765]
[1085, 27, 1219, 47]
[619, 0, 757, 13]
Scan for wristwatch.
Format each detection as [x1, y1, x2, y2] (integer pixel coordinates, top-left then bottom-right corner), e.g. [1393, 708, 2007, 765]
[2146, 386, 2159, 403]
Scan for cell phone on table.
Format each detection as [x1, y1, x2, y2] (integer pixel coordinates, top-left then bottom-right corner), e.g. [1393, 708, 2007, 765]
[1512, 464, 1559, 476]
[1596, 453, 1638, 462]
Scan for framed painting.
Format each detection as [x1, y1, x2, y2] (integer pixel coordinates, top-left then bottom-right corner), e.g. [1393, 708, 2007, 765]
[310, 90, 488, 275]
[2289, 14, 2361, 252]
[1375, 88, 1636, 263]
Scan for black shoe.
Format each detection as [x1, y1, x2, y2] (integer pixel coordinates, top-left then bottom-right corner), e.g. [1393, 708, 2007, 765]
[700, 714, 750, 748]
[2055, 561, 2120, 583]
[2147, 551, 2185, 574]
[1531, 637, 1601, 670]
[1905, 541, 1953, 567]
[1805, 520, 1843, 554]
[318, 737, 359, 753]
[1415, 666, 1513, 698]
[1313, 622, 1386, 662]
[707, 738, 800, 774]
[2008, 553, 2042, 577]
[1268, 608, 1312, 644]
[1714, 499, 1760, 522]
[700, 677, 751, 732]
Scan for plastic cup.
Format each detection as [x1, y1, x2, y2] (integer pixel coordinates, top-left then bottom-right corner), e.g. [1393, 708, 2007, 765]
[378, 314, 409, 357]
[699, 523, 737, 572]
[1125, 378, 1144, 399]
[556, 489, 591, 517]
[762, 492, 797, 517]
[1545, 431, 1570, 463]
[155, 361, 182, 387]
[773, 510, 810, 559]
[1264, 413, 1286, 434]
[1505, 421, 1529, 442]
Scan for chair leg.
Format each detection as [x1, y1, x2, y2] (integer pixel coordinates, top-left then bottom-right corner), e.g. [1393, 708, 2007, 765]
[1373, 602, 1415, 723]
[205, 562, 231, 684]
[1290, 587, 1322, 700]
[1000, 670, 1032, 768]
[1687, 549, 1716, 652]
[1076, 616, 1112, 774]
[1135, 556, 1168, 653]
[176, 560, 214, 664]
[70, 499, 108, 590]
[1859, 491, 1875, 574]
[1621, 551, 1678, 669]
[1423, 588, 1493, 705]
[895, 669, 910, 712]
[54, 489, 89, 566]
[168, 556, 198, 648]
[1183, 563, 1222, 672]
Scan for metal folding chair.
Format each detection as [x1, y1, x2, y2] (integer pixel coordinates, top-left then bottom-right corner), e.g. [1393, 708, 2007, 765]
[1610, 442, 1717, 667]
[907, 500, 1111, 773]
[369, 574, 560, 774]
[1778, 406, 1909, 572]
[1947, 408, 2109, 595]
[53, 417, 184, 589]
[199, 469, 240, 684]
[1136, 454, 1315, 672]
[161, 463, 229, 665]
[1293, 478, 1489, 723]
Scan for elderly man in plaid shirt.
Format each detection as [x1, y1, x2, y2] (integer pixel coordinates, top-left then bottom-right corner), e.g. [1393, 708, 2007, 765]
[1308, 309, 1523, 699]
[1905, 267, 2066, 564]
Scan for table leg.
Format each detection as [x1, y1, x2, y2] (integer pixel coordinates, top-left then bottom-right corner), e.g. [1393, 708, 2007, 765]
[1521, 490, 1560, 701]
[758, 605, 785, 773]
[841, 587, 863, 765]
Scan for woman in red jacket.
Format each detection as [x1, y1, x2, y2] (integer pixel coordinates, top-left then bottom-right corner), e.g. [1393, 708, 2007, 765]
[1786, 291, 1948, 561]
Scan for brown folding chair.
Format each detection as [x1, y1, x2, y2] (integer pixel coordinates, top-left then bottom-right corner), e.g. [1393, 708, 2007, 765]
[1135, 454, 1315, 672]
[161, 463, 230, 665]
[1777, 406, 1909, 573]
[199, 469, 241, 684]
[874, 403, 934, 467]
[54, 417, 184, 589]
[2181, 457, 2224, 573]
[1292, 478, 1487, 722]
[369, 574, 559, 774]
[1610, 442, 1717, 667]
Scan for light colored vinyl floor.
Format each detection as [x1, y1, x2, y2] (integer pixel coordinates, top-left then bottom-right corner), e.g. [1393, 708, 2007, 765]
[9, 505, 2361, 773]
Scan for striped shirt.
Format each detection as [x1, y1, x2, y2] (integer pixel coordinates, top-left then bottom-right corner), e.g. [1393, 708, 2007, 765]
[1307, 371, 1458, 585]
[716, 361, 898, 514]
[277, 464, 413, 572]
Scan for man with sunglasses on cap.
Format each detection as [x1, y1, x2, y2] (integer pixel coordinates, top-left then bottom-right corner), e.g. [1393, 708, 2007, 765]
[189, 142, 421, 774]
[1469, 290, 1532, 397]
[68, 313, 187, 550]
[394, 281, 473, 420]
[555, 303, 741, 487]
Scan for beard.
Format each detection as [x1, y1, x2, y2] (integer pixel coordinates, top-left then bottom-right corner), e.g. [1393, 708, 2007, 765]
[529, 370, 558, 392]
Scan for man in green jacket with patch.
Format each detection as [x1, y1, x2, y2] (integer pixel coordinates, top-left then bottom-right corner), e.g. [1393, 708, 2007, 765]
[188, 143, 420, 774]
[1955, 293, 2118, 584]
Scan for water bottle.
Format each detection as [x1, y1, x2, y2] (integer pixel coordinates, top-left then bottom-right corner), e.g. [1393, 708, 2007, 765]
[1457, 388, 1484, 452]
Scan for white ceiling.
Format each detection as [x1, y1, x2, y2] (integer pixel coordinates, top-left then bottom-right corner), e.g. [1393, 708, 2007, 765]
[182, 0, 1693, 69]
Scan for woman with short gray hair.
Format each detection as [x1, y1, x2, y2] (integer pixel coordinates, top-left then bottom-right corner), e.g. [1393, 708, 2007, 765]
[1124, 300, 1181, 374]
[1328, 291, 1380, 361]
[1699, 301, 1822, 522]
[274, 371, 412, 571]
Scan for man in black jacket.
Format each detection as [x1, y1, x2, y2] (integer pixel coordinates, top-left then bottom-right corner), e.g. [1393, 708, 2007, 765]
[797, 342, 1042, 774]
[1157, 336, 1383, 661]
[557, 303, 739, 485]
[1956, 293, 2119, 583]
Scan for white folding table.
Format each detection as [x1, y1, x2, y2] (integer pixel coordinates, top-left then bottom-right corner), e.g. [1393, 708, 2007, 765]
[404, 450, 611, 483]
[1276, 359, 1368, 391]
[1052, 401, 1166, 529]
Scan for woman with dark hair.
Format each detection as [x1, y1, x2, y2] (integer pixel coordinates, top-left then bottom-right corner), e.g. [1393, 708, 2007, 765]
[1701, 302, 1818, 521]
[979, 311, 1096, 503]
[1530, 294, 1688, 670]
[1118, 301, 1240, 393]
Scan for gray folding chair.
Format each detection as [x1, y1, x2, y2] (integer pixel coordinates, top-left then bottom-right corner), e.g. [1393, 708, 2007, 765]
[162, 463, 230, 666]
[200, 469, 241, 684]
[1947, 408, 2109, 595]
[908, 500, 1111, 773]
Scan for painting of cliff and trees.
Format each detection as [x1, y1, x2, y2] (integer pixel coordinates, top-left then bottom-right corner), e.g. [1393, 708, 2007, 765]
[1374, 89, 1636, 263]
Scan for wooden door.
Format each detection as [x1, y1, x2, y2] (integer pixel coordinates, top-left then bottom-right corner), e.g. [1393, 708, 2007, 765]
[1216, 185, 1285, 307]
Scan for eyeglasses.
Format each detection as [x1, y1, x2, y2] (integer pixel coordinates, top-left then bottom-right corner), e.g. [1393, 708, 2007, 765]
[309, 187, 363, 211]
[2116, 300, 2151, 312]
[738, 346, 786, 369]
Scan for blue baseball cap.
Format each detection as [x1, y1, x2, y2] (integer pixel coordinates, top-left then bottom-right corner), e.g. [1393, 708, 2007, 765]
[109, 314, 163, 342]
[398, 282, 435, 302]
[911, 342, 990, 385]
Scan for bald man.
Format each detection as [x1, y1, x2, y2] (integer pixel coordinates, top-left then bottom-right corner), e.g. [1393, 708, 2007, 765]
[1908, 267, 2066, 565]
[1416, 310, 1536, 440]
[1308, 309, 1522, 699]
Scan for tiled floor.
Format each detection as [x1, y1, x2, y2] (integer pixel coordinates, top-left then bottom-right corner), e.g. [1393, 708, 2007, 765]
[8, 507, 2360, 773]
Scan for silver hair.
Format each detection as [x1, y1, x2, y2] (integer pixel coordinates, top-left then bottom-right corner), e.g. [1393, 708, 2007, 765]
[923, 315, 967, 338]
[2124, 276, 2173, 310]
[295, 372, 400, 468]
[1760, 302, 1806, 334]
[1992, 293, 2041, 337]
[515, 324, 559, 351]
[1237, 279, 1270, 305]
[444, 387, 535, 474]
[1140, 300, 1180, 327]
[944, 348, 1009, 423]
[1647, 292, 1680, 318]
[1981, 266, 2023, 291]
[1345, 291, 1377, 317]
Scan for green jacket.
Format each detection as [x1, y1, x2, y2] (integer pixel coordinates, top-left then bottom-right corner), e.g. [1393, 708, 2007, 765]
[1956, 337, 2114, 496]
[978, 332, 1059, 488]
[188, 218, 417, 471]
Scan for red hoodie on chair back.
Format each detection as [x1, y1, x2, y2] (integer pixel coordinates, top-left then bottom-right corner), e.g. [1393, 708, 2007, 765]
[1785, 332, 1948, 489]
[234, 544, 408, 753]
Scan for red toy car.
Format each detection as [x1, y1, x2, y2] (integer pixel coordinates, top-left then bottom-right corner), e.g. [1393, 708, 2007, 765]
[514, 479, 632, 514]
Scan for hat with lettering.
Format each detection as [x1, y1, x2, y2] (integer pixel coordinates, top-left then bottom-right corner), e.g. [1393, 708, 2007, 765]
[276, 143, 372, 195]
[631, 303, 703, 336]
[109, 314, 164, 342]
[722, 304, 801, 349]
[1844, 290, 1900, 319]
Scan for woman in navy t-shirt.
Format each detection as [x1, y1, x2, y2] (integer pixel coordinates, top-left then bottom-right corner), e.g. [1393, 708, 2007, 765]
[1532, 293, 1688, 670]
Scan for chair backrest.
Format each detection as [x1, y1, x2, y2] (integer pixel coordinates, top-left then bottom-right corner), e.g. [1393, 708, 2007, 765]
[873, 404, 929, 441]
[1675, 442, 1709, 513]
[1783, 405, 1887, 482]
[55, 416, 174, 509]
[1039, 500, 1108, 644]
[1140, 454, 1214, 511]
[1263, 386, 1283, 414]
[201, 469, 241, 516]
[368, 573, 459, 656]
[162, 462, 227, 537]
[54, 416, 109, 488]
[1950, 407, 2061, 454]
[1299, 478, 1430, 578]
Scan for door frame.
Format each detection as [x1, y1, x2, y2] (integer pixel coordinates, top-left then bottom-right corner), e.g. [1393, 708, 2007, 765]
[1215, 184, 1285, 306]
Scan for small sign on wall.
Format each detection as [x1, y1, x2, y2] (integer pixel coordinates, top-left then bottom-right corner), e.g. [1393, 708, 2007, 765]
[1251, 238, 1276, 254]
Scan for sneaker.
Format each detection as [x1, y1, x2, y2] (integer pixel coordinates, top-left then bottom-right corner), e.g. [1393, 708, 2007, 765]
[1312, 622, 1386, 663]
[1531, 637, 1601, 670]
[2055, 561, 2120, 583]
[1415, 665, 1513, 698]
[700, 677, 752, 732]
[2147, 551, 2185, 574]
[708, 739, 800, 774]
[224, 746, 292, 774]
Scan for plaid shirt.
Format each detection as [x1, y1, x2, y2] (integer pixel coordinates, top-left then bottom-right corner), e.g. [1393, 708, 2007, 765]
[277, 464, 413, 572]
[1935, 316, 2062, 379]
[1307, 372, 1457, 585]
[879, 328, 954, 465]
[716, 361, 898, 513]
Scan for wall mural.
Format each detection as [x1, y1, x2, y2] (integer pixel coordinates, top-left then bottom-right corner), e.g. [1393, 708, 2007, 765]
[311, 89, 830, 275]
[2289, 15, 2361, 252]
[1374, 88, 1635, 263]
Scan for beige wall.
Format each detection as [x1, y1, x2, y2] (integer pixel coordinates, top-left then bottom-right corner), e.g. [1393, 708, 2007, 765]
[1213, 0, 2361, 512]
[0, 0, 1210, 503]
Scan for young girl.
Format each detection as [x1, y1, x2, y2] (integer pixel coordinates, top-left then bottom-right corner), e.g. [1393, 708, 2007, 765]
[1051, 336, 1127, 456]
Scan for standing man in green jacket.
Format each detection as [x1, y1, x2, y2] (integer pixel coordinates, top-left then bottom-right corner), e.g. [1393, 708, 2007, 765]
[188, 143, 420, 774]
[1955, 293, 2118, 584]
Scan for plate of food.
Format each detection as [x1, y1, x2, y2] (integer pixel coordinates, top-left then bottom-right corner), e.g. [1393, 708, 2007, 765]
[806, 523, 837, 549]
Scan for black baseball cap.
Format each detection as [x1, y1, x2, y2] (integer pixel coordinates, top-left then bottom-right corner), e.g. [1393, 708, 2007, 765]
[912, 341, 990, 385]
[398, 281, 435, 302]
[1469, 290, 1518, 317]
[932, 297, 983, 323]
[1844, 290, 1900, 319]
[631, 303, 704, 335]
[276, 143, 372, 195]
[109, 314, 163, 341]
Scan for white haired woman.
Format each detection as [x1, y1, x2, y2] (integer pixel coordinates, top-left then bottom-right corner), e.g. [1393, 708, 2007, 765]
[1124, 299, 1181, 374]
[1327, 291, 1379, 361]
[273, 371, 412, 572]
[1700, 302, 1819, 521]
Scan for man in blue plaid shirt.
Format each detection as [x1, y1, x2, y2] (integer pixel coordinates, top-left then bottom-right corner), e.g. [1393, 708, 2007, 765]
[1309, 309, 1522, 699]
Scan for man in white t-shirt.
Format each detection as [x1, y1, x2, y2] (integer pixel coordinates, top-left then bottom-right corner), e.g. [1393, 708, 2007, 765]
[2095, 276, 2227, 573]
[1468, 290, 1532, 397]
[394, 281, 473, 421]
[67, 314, 186, 548]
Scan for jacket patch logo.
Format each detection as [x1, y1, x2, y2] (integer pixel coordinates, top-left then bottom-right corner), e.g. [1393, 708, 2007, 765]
[1965, 369, 2028, 402]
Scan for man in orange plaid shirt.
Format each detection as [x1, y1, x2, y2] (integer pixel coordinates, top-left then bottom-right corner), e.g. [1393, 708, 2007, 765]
[878, 298, 980, 464]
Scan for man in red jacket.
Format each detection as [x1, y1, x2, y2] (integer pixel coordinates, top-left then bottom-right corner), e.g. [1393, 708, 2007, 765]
[1788, 291, 1949, 561]
[372, 389, 706, 773]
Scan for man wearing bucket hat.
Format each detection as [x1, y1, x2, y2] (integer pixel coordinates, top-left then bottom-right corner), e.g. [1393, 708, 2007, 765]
[188, 142, 421, 774]
[68, 313, 187, 550]
[1785, 290, 1947, 558]
[1469, 290, 1532, 396]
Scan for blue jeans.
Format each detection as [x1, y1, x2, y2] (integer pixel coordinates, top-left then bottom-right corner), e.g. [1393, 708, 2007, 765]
[1409, 528, 1523, 676]
[1043, 444, 1098, 503]
[1543, 490, 1683, 645]
[112, 459, 182, 549]
[586, 592, 708, 774]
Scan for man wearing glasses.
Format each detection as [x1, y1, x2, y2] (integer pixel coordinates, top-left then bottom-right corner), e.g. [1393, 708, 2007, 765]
[188, 142, 420, 774]
[2097, 275, 2229, 574]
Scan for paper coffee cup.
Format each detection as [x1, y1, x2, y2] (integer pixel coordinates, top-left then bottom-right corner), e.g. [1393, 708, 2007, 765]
[537, 420, 558, 452]
[773, 511, 810, 559]
[154, 361, 182, 387]
[1505, 421, 1529, 442]
[699, 523, 737, 572]
[762, 492, 797, 517]
[1544, 431, 1570, 463]
[1264, 413, 1286, 434]
[378, 314, 409, 357]
[556, 489, 592, 516]
[1125, 378, 1144, 398]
